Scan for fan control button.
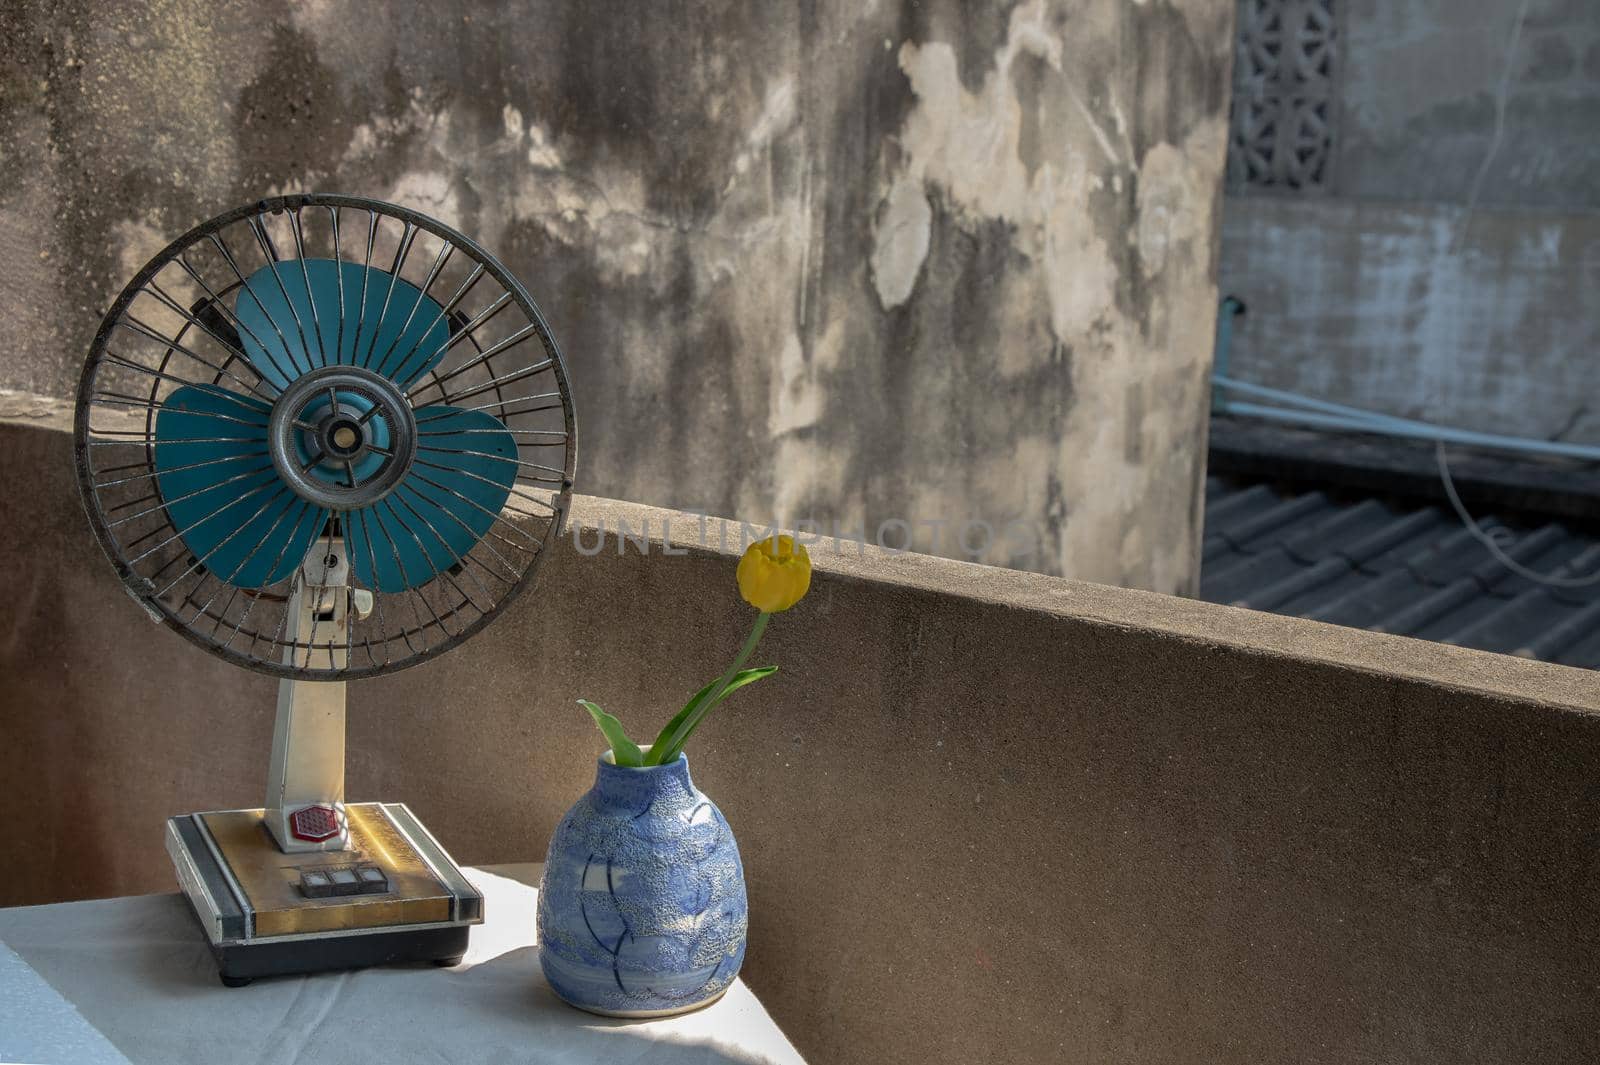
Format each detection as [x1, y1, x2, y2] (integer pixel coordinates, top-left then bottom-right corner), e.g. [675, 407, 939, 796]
[300, 863, 390, 898]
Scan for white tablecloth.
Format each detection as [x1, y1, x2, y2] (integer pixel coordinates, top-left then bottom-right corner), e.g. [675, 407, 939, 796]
[0, 864, 804, 1065]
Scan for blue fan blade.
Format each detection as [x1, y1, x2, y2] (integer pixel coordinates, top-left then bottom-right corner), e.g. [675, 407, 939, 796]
[153, 385, 323, 588]
[235, 259, 452, 392]
[346, 407, 519, 593]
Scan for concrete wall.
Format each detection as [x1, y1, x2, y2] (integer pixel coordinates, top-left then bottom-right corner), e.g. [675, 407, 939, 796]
[1219, 197, 1600, 443]
[4, 418, 1599, 1064]
[1336, 0, 1600, 208]
[0, 0, 1236, 593]
[1219, 0, 1600, 444]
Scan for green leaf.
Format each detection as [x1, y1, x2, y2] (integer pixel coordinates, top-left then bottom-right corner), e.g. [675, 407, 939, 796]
[644, 678, 720, 766]
[710, 664, 778, 704]
[648, 666, 778, 765]
[646, 613, 770, 765]
[578, 700, 645, 767]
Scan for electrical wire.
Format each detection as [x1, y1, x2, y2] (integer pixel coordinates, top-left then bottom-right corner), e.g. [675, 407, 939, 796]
[1434, 440, 1600, 589]
[1212, 377, 1600, 590]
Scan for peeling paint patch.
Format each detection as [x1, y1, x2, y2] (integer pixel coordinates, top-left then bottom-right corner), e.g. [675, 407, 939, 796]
[111, 215, 169, 295]
[1135, 139, 1206, 281]
[870, 175, 933, 309]
[389, 170, 461, 229]
[747, 81, 798, 159]
[876, 0, 1124, 345]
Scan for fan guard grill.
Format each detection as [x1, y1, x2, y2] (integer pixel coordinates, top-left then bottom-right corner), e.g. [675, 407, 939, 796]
[74, 194, 576, 680]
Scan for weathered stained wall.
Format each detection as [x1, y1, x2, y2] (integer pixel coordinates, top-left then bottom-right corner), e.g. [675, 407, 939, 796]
[1335, 0, 1600, 209]
[1219, 0, 1600, 444]
[1220, 197, 1600, 443]
[0, 0, 1234, 593]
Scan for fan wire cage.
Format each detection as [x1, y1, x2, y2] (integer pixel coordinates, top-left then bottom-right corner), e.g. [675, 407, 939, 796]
[74, 194, 576, 680]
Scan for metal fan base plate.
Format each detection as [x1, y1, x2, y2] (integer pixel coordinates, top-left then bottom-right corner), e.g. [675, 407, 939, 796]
[166, 802, 482, 986]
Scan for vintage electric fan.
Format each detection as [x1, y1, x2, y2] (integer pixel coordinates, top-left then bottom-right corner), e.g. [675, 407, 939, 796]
[72, 194, 575, 985]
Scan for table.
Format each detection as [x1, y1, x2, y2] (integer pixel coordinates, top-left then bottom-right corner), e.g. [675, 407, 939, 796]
[0, 864, 805, 1064]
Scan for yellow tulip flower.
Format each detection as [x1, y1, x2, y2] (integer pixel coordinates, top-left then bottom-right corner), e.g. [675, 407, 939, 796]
[591, 533, 813, 767]
[736, 534, 812, 613]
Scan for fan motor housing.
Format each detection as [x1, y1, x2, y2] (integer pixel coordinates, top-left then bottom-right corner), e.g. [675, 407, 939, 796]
[267, 365, 418, 510]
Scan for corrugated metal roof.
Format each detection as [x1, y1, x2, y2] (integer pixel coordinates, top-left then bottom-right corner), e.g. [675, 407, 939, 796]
[1200, 476, 1600, 669]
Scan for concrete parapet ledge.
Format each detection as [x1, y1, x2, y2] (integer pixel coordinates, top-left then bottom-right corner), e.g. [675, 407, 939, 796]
[572, 494, 1597, 715]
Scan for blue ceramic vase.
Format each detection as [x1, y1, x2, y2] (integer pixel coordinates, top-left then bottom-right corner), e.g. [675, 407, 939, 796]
[537, 751, 748, 1016]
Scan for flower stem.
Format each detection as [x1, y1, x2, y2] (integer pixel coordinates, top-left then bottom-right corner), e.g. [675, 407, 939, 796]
[652, 611, 769, 763]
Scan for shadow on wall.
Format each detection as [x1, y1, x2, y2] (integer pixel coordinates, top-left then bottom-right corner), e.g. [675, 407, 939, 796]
[4, 414, 1600, 1064]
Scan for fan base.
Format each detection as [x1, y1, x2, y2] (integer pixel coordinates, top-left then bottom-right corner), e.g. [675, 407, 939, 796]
[166, 802, 482, 985]
[205, 924, 470, 987]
